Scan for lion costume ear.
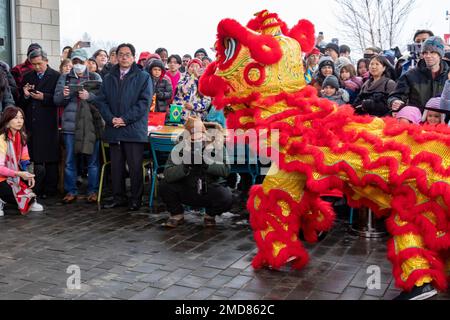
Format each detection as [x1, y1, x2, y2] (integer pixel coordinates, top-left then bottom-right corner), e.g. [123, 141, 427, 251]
[288, 19, 316, 54]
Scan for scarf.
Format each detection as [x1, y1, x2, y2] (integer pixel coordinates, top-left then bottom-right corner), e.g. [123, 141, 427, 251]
[5, 131, 35, 215]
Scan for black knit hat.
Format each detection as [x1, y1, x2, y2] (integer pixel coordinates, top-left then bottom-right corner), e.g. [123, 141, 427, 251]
[325, 43, 339, 55]
[318, 56, 335, 71]
[194, 48, 208, 58]
[149, 59, 165, 72]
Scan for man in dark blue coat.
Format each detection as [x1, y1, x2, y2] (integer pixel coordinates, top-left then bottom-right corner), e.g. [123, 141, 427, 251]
[96, 43, 153, 211]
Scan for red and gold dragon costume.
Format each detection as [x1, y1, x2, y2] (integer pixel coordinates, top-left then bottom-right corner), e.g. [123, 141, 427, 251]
[199, 10, 450, 293]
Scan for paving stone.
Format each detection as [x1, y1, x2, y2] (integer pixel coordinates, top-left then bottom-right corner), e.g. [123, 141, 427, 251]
[190, 266, 222, 279]
[224, 275, 253, 289]
[130, 287, 162, 300]
[186, 288, 216, 300]
[286, 287, 312, 300]
[307, 291, 340, 300]
[229, 290, 264, 300]
[155, 285, 194, 300]
[176, 275, 209, 289]
[338, 286, 365, 300]
[204, 275, 234, 289]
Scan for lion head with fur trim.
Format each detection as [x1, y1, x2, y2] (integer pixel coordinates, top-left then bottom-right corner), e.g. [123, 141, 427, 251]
[199, 10, 316, 129]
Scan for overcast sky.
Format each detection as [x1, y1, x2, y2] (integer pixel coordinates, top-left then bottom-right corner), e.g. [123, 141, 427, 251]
[60, 0, 450, 58]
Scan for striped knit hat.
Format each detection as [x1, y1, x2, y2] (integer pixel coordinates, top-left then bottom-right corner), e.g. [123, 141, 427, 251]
[422, 97, 447, 124]
[421, 36, 445, 58]
[425, 97, 442, 112]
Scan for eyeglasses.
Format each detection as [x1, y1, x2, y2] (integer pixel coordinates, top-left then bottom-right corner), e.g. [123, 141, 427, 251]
[118, 53, 133, 58]
[182, 60, 190, 63]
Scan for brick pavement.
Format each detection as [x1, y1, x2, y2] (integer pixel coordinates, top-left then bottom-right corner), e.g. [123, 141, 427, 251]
[0, 197, 449, 301]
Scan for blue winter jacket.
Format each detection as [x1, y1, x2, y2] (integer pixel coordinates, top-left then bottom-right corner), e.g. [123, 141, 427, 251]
[95, 63, 153, 144]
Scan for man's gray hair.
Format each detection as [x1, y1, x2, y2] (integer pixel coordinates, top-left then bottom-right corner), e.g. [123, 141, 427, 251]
[28, 49, 48, 61]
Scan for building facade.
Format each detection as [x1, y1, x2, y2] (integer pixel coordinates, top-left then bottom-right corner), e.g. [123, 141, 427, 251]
[0, 0, 60, 69]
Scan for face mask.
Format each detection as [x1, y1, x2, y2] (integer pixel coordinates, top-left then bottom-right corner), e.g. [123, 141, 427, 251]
[73, 63, 87, 74]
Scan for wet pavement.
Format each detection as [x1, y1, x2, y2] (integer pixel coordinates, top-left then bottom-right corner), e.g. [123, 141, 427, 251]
[0, 194, 449, 301]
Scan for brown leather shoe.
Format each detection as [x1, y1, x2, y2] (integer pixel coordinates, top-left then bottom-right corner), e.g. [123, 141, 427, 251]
[204, 215, 216, 228]
[87, 193, 98, 204]
[62, 194, 77, 204]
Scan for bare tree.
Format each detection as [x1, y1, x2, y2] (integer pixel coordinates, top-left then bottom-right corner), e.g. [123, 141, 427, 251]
[334, 0, 416, 52]
[382, 0, 416, 48]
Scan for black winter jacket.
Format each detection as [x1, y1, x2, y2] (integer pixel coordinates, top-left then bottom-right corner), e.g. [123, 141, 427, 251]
[388, 59, 450, 112]
[151, 75, 173, 113]
[95, 63, 153, 144]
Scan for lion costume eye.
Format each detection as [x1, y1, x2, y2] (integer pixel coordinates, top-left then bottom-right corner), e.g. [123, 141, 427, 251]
[224, 38, 237, 63]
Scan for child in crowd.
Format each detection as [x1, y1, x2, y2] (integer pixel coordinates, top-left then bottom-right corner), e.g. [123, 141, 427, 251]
[174, 59, 211, 121]
[396, 106, 422, 125]
[304, 48, 321, 84]
[148, 59, 173, 113]
[357, 58, 370, 83]
[59, 59, 73, 75]
[321, 75, 349, 106]
[340, 64, 363, 104]
[87, 58, 99, 73]
[311, 56, 336, 92]
[422, 97, 447, 126]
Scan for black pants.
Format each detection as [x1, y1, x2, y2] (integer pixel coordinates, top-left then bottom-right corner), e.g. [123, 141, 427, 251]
[110, 142, 145, 204]
[159, 180, 233, 217]
[0, 168, 45, 205]
[33, 162, 59, 196]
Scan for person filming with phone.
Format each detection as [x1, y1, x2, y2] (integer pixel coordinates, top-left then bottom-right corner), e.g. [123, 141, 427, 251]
[54, 49, 103, 205]
[19, 49, 60, 200]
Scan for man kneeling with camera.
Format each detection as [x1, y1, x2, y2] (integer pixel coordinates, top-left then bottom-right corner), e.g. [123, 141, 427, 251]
[159, 116, 233, 228]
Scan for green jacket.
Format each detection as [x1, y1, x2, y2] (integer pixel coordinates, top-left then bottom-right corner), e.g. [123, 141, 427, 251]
[163, 145, 230, 186]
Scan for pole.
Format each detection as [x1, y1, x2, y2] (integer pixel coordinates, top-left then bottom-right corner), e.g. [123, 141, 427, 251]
[447, 10, 450, 34]
[10, 0, 17, 67]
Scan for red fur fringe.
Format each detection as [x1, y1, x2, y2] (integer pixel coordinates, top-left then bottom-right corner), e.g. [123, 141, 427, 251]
[387, 239, 448, 292]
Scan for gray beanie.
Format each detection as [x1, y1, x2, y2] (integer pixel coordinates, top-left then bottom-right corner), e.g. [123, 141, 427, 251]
[322, 75, 340, 90]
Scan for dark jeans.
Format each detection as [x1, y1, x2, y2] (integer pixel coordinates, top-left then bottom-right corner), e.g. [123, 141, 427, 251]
[110, 142, 145, 204]
[159, 180, 233, 217]
[0, 168, 45, 206]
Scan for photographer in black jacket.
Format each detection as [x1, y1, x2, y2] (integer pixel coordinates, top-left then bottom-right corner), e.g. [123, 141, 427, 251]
[159, 116, 232, 228]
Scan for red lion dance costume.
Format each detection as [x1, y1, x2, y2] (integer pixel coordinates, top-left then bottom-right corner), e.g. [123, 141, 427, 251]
[199, 10, 450, 298]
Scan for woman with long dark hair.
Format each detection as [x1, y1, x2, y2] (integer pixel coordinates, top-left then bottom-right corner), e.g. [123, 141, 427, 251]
[352, 55, 397, 117]
[0, 107, 44, 216]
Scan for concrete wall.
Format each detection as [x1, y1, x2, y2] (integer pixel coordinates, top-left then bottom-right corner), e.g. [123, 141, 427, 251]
[15, 0, 60, 69]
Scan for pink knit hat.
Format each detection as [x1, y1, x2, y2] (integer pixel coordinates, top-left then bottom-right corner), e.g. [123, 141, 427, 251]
[396, 106, 422, 124]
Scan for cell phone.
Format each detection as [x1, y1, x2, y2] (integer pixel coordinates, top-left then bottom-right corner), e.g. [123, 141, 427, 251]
[69, 84, 84, 95]
[0, 38, 4, 46]
[319, 32, 324, 36]
[29, 89, 37, 94]
[79, 41, 91, 48]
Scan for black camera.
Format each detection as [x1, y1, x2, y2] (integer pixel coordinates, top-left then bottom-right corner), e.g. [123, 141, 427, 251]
[407, 43, 422, 61]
